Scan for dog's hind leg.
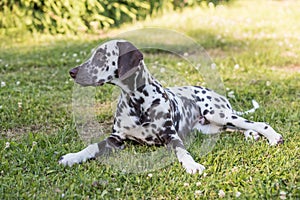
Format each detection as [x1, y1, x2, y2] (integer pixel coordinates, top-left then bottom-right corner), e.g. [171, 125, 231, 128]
[203, 110, 283, 145]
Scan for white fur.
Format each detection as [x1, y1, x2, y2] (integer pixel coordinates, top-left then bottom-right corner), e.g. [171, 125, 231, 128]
[59, 143, 99, 167]
[176, 147, 205, 174]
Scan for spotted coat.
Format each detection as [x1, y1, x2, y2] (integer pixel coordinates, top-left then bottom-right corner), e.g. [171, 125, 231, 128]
[59, 40, 284, 174]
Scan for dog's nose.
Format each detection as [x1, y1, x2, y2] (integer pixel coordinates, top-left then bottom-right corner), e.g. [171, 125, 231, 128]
[69, 67, 79, 79]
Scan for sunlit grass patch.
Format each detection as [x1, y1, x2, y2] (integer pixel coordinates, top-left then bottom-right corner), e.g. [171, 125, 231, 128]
[0, 0, 299, 199]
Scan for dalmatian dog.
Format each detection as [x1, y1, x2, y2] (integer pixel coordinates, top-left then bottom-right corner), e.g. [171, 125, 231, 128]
[59, 40, 283, 174]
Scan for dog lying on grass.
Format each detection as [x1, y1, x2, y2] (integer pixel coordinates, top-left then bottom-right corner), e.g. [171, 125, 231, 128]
[59, 40, 283, 174]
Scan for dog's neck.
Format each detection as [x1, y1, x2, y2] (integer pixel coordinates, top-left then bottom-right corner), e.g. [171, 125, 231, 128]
[112, 61, 160, 94]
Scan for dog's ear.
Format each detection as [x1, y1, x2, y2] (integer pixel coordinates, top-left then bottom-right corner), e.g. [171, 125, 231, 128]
[117, 41, 143, 80]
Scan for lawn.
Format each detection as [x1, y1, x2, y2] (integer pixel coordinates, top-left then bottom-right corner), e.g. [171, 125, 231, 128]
[0, 0, 299, 199]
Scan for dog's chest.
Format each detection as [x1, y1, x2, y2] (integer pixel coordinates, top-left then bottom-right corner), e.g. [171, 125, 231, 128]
[115, 90, 171, 145]
[116, 111, 168, 145]
[166, 87, 202, 134]
[114, 86, 204, 145]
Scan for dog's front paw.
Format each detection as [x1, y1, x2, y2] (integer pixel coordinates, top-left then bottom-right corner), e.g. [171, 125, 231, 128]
[268, 134, 284, 146]
[59, 153, 83, 167]
[183, 161, 205, 174]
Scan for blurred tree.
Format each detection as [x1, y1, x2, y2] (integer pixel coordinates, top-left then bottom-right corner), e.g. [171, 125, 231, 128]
[0, 0, 231, 34]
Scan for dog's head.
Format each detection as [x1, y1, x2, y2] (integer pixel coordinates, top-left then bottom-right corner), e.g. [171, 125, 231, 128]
[69, 40, 143, 86]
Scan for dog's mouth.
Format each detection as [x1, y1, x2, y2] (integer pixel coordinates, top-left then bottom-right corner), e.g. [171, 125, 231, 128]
[73, 80, 104, 87]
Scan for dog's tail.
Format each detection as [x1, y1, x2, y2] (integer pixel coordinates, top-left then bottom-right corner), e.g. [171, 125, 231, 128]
[233, 99, 260, 116]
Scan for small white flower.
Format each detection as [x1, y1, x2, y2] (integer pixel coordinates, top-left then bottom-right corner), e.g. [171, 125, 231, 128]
[160, 68, 166, 73]
[218, 190, 225, 198]
[1, 81, 6, 87]
[228, 91, 235, 99]
[196, 182, 201, 186]
[76, 59, 81, 63]
[231, 166, 239, 173]
[266, 81, 271, 86]
[194, 190, 202, 196]
[16, 81, 20, 85]
[279, 191, 287, 195]
[5, 142, 10, 149]
[235, 191, 241, 197]
[279, 191, 287, 200]
[5, 64, 9, 67]
[234, 64, 240, 70]
[32, 141, 37, 147]
[72, 53, 78, 57]
[0, 59, 2, 62]
[18, 102, 22, 108]
[183, 52, 189, 57]
[0, 105, 2, 109]
[211, 63, 217, 70]
[177, 62, 182, 66]
[147, 173, 153, 178]
[62, 52, 66, 57]
[115, 188, 121, 192]
[183, 182, 189, 187]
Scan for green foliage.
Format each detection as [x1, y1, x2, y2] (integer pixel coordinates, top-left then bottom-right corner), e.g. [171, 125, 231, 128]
[0, 0, 229, 34]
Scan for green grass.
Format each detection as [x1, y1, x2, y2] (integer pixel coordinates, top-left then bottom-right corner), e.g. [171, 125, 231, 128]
[0, 0, 299, 199]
